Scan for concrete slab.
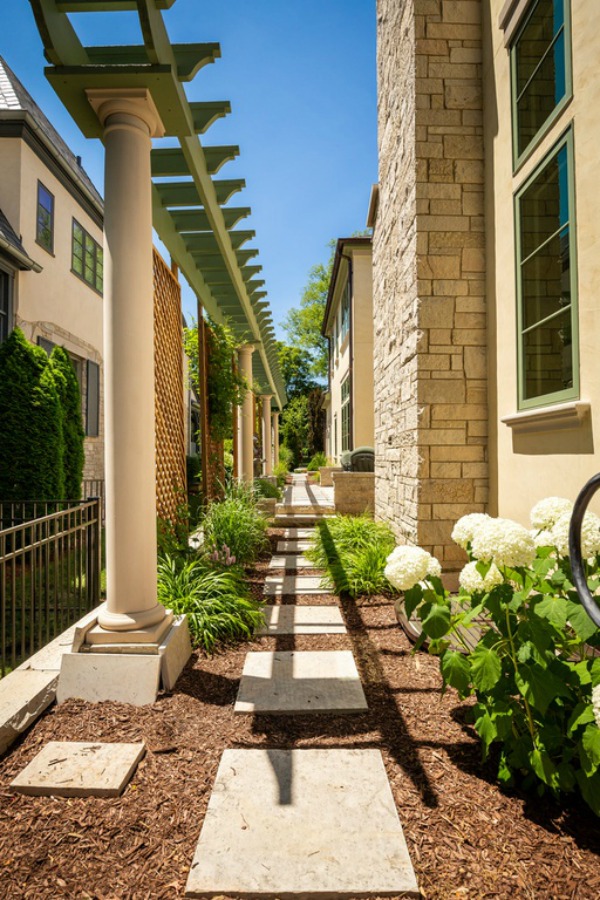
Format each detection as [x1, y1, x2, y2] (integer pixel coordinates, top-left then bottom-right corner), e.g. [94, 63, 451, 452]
[0, 670, 58, 757]
[160, 615, 192, 691]
[276, 540, 314, 553]
[268, 555, 316, 570]
[235, 651, 367, 714]
[57, 653, 161, 706]
[185, 748, 418, 898]
[11, 741, 145, 798]
[264, 575, 333, 597]
[283, 528, 315, 539]
[258, 606, 346, 636]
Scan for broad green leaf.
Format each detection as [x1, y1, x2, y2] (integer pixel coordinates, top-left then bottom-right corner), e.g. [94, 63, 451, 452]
[497, 752, 514, 785]
[514, 663, 570, 715]
[571, 660, 592, 687]
[567, 701, 595, 736]
[582, 724, 600, 770]
[470, 646, 502, 692]
[534, 594, 568, 629]
[557, 761, 576, 792]
[566, 600, 598, 643]
[403, 585, 423, 620]
[441, 650, 471, 695]
[473, 711, 497, 752]
[592, 658, 600, 688]
[530, 747, 560, 790]
[421, 603, 451, 639]
[576, 769, 600, 816]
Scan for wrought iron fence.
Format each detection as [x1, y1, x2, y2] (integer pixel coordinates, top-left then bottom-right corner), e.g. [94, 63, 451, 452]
[83, 479, 105, 523]
[0, 499, 101, 677]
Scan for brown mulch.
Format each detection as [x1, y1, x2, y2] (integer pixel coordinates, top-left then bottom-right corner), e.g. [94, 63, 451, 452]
[0, 532, 599, 898]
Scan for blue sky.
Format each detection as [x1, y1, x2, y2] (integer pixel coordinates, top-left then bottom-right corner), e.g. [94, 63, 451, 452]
[9, 1, 377, 334]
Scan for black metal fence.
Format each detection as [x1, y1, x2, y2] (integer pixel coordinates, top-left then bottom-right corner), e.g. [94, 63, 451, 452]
[0, 499, 101, 676]
[83, 480, 105, 523]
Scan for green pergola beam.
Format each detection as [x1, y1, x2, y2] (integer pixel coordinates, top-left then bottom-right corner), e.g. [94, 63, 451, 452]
[242, 265, 262, 280]
[213, 179, 246, 205]
[184, 230, 255, 252]
[57, 1, 176, 10]
[170, 207, 250, 231]
[190, 101, 231, 133]
[152, 146, 239, 177]
[83, 43, 220, 79]
[236, 248, 259, 265]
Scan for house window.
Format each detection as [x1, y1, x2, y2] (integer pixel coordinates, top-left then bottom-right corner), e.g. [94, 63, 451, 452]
[512, 0, 571, 163]
[86, 360, 100, 437]
[341, 376, 351, 452]
[36, 182, 54, 253]
[72, 220, 103, 294]
[515, 130, 577, 409]
[341, 281, 350, 341]
[0, 270, 11, 344]
[334, 413, 338, 460]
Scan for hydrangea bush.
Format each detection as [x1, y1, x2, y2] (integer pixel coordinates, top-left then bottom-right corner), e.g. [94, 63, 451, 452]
[386, 497, 600, 816]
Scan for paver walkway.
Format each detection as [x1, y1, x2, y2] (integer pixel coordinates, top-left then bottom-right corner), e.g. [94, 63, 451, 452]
[186, 474, 418, 897]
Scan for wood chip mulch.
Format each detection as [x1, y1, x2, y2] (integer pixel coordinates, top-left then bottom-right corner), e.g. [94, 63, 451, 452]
[0, 531, 599, 899]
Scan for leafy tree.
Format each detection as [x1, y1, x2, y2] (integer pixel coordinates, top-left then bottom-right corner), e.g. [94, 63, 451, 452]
[280, 394, 309, 469]
[277, 342, 319, 399]
[50, 346, 84, 500]
[0, 328, 64, 501]
[307, 387, 325, 455]
[282, 242, 334, 379]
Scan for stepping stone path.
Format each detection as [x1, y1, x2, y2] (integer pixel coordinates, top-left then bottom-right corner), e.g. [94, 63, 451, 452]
[268, 554, 315, 569]
[186, 474, 418, 896]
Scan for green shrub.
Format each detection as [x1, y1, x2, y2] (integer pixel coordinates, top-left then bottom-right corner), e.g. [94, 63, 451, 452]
[157, 554, 264, 653]
[280, 396, 308, 469]
[273, 460, 288, 487]
[307, 515, 396, 597]
[0, 328, 64, 501]
[307, 451, 327, 472]
[49, 347, 84, 500]
[254, 478, 281, 500]
[202, 485, 269, 565]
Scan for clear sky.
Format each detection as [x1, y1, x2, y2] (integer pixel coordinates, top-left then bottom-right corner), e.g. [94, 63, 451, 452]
[9, 1, 377, 334]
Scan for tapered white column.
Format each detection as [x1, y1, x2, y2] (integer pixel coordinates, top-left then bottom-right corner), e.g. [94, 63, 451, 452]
[238, 344, 255, 482]
[261, 394, 273, 476]
[272, 411, 280, 467]
[87, 89, 166, 633]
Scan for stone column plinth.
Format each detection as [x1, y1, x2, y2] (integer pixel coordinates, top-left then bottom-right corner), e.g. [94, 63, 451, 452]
[238, 344, 255, 482]
[273, 411, 280, 467]
[261, 394, 273, 476]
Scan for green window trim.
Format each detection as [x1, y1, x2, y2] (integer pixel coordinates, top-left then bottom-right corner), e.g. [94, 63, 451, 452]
[511, 0, 573, 171]
[515, 127, 579, 411]
[36, 181, 54, 254]
[341, 375, 351, 453]
[71, 219, 103, 295]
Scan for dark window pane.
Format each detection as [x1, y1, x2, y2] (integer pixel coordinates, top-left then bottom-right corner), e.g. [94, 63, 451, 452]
[37, 184, 54, 251]
[84, 234, 95, 285]
[523, 309, 572, 400]
[37, 336, 55, 356]
[95, 246, 103, 293]
[521, 226, 570, 329]
[519, 145, 567, 259]
[86, 360, 100, 437]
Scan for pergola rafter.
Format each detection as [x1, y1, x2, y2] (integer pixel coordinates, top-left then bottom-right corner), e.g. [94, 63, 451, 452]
[28, 0, 286, 408]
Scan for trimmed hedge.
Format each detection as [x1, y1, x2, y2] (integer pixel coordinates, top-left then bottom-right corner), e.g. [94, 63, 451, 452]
[50, 346, 84, 500]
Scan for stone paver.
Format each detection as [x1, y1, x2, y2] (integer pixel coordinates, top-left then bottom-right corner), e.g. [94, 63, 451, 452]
[185, 748, 418, 898]
[283, 528, 315, 539]
[11, 741, 145, 798]
[57, 653, 161, 706]
[276, 540, 314, 553]
[234, 650, 367, 714]
[264, 575, 333, 596]
[257, 605, 346, 636]
[268, 555, 315, 570]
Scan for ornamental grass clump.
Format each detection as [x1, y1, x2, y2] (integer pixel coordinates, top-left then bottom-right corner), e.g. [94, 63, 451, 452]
[157, 554, 263, 653]
[387, 502, 600, 816]
[202, 483, 269, 566]
[307, 515, 397, 597]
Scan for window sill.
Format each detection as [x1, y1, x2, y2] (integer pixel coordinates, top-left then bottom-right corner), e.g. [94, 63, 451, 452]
[501, 401, 590, 434]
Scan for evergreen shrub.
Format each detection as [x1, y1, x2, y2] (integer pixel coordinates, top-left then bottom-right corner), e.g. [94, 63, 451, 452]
[49, 346, 84, 500]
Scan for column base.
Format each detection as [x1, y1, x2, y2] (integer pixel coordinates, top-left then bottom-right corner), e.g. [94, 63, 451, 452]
[97, 602, 167, 632]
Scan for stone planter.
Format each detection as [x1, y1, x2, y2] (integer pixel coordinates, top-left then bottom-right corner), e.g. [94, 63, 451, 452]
[257, 497, 277, 518]
[332, 471, 375, 515]
[319, 466, 342, 487]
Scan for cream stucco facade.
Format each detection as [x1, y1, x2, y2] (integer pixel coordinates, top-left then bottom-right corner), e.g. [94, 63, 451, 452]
[323, 238, 374, 464]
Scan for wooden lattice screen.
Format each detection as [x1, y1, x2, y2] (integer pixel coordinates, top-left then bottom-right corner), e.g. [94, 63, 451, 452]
[153, 249, 186, 521]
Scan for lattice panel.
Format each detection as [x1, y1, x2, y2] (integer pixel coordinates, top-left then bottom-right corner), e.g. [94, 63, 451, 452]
[154, 250, 186, 522]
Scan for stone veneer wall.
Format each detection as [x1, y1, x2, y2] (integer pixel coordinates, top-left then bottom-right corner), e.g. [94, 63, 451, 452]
[374, 0, 488, 572]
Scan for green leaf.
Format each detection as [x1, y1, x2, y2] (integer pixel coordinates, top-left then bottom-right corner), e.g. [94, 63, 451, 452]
[441, 650, 471, 696]
[421, 603, 451, 639]
[470, 646, 502, 692]
[514, 663, 570, 715]
[566, 600, 599, 643]
[582, 724, 600, 771]
[567, 701, 596, 736]
[572, 659, 592, 687]
[473, 711, 497, 753]
[403, 585, 423, 621]
[534, 593, 568, 629]
[592, 658, 600, 688]
[530, 747, 560, 790]
[576, 769, 600, 816]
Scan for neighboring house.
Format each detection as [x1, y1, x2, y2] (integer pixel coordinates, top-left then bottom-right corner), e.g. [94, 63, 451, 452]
[372, 0, 600, 574]
[322, 237, 374, 464]
[0, 56, 104, 484]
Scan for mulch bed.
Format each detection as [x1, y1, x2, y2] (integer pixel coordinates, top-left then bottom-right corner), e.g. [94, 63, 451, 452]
[0, 531, 599, 899]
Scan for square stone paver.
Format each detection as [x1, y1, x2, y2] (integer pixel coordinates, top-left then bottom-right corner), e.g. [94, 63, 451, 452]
[264, 575, 333, 597]
[10, 741, 145, 797]
[234, 650, 367, 714]
[268, 555, 315, 570]
[276, 540, 313, 553]
[283, 528, 315, 539]
[185, 748, 418, 898]
[258, 606, 346, 636]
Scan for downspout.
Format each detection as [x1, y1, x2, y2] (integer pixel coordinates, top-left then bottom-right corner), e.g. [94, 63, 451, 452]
[341, 251, 354, 451]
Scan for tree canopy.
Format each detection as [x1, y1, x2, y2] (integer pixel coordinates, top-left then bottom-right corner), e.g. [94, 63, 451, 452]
[281, 242, 334, 380]
[276, 342, 319, 400]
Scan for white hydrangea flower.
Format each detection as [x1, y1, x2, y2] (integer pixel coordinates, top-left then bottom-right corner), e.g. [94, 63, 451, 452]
[459, 561, 504, 594]
[470, 517, 536, 568]
[530, 497, 573, 530]
[384, 545, 442, 592]
[593, 684, 600, 730]
[531, 528, 555, 548]
[551, 510, 600, 558]
[451, 513, 491, 550]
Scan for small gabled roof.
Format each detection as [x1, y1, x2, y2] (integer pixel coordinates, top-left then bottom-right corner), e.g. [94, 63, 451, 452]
[0, 56, 103, 213]
[321, 236, 372, 337]
[0, 207, 41, 272]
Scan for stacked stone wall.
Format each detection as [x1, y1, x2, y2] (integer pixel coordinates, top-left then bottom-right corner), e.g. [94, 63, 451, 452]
[374, 0, 488, 571]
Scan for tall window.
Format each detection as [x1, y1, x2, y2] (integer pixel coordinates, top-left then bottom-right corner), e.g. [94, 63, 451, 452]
[512, 0, 571, 163]
[36, 182, 54, 253]
[72, 220, 103, 294]
[515, 130, 577, 408]
[341, 281, 350, 341]
[0, 270, 11, 344]
[341, 376, 351, 452]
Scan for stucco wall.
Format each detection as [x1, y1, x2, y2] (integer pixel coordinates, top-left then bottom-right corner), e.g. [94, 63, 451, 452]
[351, 247, 375, 449]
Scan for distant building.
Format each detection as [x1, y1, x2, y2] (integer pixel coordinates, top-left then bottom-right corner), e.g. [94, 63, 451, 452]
[0, 56, 104, 484]
[322, 237, 374, 464]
